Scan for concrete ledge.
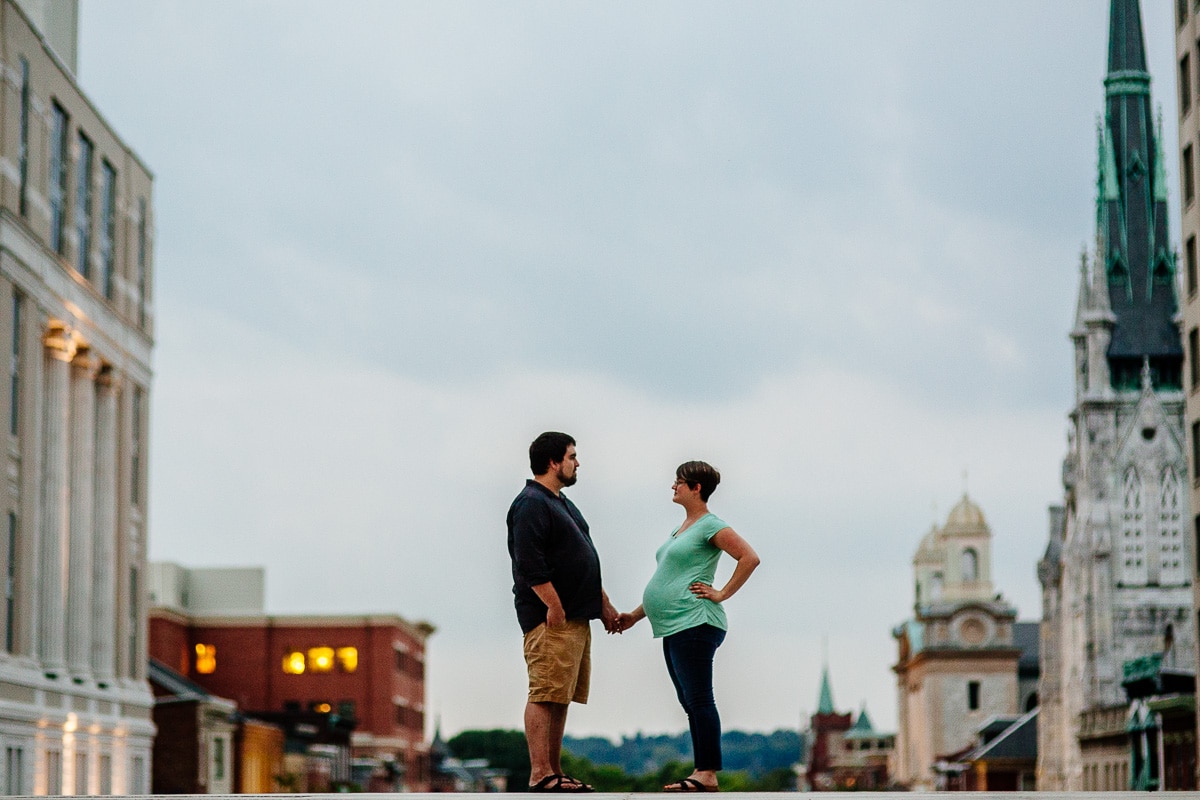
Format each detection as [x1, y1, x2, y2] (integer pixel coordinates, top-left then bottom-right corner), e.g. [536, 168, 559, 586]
[48, 794, 1170, 799]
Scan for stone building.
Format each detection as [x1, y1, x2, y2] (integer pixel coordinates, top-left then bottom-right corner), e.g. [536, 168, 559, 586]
[892, 495, 1034, 791]
[0, 0, 156, 793]
[1038, 0, 1195, 789]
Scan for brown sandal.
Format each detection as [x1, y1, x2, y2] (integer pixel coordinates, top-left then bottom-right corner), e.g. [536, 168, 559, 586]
[664, 778, 718, 792]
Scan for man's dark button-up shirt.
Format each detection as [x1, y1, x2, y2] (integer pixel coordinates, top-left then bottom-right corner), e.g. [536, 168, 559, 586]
[507, 479, 602, 633]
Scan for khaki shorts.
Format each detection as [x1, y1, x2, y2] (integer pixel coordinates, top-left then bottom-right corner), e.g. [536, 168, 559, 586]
[523, 619, 591, 704]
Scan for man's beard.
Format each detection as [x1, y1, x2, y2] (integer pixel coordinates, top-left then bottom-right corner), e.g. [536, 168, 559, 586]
[557, 467, 577, 487]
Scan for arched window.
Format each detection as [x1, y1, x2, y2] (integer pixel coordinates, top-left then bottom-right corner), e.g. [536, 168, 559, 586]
[961, 548, 979, 583]
[1122, 467, 1147, 585]
[1159, 468, 1184, 585]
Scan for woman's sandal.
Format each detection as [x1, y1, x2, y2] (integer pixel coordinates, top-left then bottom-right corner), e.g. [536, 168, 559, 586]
[663, 778, 719, 792]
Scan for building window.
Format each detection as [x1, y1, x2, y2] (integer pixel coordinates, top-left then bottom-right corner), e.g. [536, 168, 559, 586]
[48, 104, 68, 255]
[75, 132, 93, 278]
[1193, 421, 1200, 484]
[45, 750, 61, 795]
[967, 680, 980, 711]
[130, 755, 146, 795]
[194, 643, 216, 674]
[1121, 466, 1147, 585]
[336, 646, 358, 673]
[1195, 517, 1200, 575]
[282, 650, 305, 675]
[131, 386, 143, 505]
[17, 57, 29, 218]
[1191, 328, 1200, 390]
[1185, 144, 1196, 207]
[99, 162, 116, 299]
[74, 752, 86, 795]
[6, 512, 16, 653]
[137, 198, 148, 327]
[128, 567, 139, 676]
[1183, 53, 1193, 117]
[212, 736, 225, 781]
[1160, 470, 1184, 585]
[98, 755, 110, 796]
[961, 548, 978, 582]
[9, 291, 19, 437]
[1188, 236, 1198, 297]
[308, 646, 334, 673]
[5, 746, 23, 795]
[1180, 0, 1189, 28]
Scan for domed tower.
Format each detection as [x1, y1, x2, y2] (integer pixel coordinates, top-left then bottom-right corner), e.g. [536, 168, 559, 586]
[893, 496, 1021, 791]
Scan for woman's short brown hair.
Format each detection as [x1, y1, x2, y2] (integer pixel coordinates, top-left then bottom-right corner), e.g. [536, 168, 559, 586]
[676, 460, 721, 502]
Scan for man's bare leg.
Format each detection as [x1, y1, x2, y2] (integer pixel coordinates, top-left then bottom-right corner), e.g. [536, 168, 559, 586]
[526, 700, 569, 785]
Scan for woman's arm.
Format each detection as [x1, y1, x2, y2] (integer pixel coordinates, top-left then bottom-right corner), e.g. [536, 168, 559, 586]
[616, 604, 646, 632]
[690, 527, 760, 603]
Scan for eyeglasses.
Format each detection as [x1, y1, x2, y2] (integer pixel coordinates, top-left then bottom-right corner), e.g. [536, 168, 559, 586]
[673, 479, 692, 487]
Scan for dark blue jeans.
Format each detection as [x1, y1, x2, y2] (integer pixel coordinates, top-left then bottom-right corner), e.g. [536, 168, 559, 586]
[663, 623, 727, 771]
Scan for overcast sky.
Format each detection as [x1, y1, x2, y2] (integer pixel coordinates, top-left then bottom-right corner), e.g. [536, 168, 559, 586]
[79, 1, 1177, 740]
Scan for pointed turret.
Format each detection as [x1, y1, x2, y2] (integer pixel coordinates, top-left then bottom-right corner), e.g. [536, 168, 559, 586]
[851, 706, 874, 734]
[817, 665, 835, 715]
[1096, 0, 1182, 390]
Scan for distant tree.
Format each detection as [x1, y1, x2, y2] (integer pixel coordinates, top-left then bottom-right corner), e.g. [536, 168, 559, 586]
[447, 729, 530, 790]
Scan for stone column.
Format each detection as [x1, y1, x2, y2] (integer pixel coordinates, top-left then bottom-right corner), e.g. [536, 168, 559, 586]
[66, 344, 96, 678]
[38, 323, 73, 673]
[91, 365, 117, 682]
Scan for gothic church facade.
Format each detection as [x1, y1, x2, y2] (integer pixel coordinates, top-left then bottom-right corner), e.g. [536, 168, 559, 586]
[1037, 0, 1194, 789]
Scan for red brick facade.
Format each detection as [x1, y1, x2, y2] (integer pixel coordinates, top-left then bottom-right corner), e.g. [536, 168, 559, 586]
[149, 610, 434, 790]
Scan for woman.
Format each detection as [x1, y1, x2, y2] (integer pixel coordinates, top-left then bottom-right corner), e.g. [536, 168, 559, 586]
[618, 461, 760, 792]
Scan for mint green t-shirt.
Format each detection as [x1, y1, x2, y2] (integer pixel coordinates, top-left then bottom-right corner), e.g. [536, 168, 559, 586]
[641, 513, 729, 638]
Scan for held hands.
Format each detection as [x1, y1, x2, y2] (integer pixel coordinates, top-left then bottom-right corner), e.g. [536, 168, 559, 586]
[690, 582, 727, 603]
[601, 596, 621, 634]
[614, 612, 641, 633]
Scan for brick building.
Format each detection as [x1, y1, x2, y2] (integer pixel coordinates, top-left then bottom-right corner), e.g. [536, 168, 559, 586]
[147, 563, 435, 791]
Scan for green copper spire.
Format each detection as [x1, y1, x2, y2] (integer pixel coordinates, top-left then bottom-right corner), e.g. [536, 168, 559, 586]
[1094, 0, 1181, 388]
[851, 706, 874, 733]
[1153, 111, 1168, 203]
[817, 665, 835, 714]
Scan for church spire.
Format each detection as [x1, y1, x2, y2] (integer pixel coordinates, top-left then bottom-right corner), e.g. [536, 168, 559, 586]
[1107, 0, 1148, 74]
[817, 664, 836, 714]
[1096, 0, 1182, 391]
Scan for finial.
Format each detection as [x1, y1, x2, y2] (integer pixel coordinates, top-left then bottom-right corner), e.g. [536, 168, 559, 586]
[962, 467, 969, 497]
[1141, 357, 1153, 391]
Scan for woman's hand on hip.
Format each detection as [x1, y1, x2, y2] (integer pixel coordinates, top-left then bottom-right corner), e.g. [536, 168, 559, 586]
[689, 582, 726, 603]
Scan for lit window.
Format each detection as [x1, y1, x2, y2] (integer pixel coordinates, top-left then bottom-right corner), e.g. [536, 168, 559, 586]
[308, 646, 334, 673]
[337, 647, 358, 673]
[282, 651, 305, 674]
[195, 643, 216, 674]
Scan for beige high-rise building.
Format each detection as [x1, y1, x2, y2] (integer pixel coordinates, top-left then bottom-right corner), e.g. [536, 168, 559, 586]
[0, 0, 157, 794]
[1177, 0, 1200, 785]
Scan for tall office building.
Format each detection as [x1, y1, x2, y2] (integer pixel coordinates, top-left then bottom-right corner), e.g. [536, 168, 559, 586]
[1039, 0, 1194, 790]
[1176, 0, 1200, 784]
[0, 0, 156, 793]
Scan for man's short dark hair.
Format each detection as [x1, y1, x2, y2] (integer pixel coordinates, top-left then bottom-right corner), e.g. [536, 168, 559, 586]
[677, 460, 721, 502]
[530, 431, 576, 476]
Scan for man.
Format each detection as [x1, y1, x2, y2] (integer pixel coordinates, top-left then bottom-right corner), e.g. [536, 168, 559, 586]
[508, 431, 618, 792]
